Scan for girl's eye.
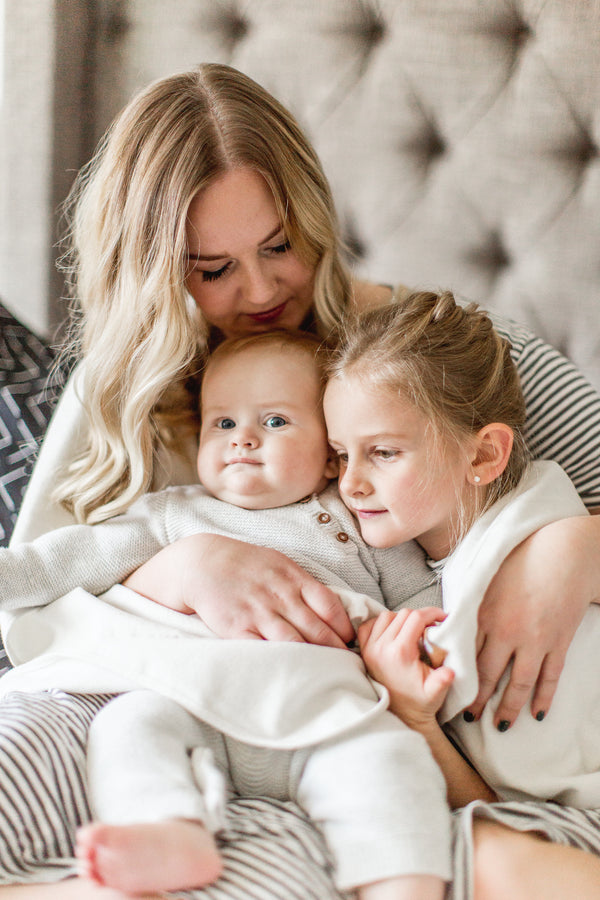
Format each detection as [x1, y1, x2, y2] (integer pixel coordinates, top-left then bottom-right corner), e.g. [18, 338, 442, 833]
[265, 415, 288, 429]
[202, 261, 233, 283]
[217, 418, 236, 430]
[336, 452, 349, 465]
[374, 448, 399, 460]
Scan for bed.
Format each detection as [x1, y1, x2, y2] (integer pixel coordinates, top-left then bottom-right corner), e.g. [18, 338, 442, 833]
[1, 1, 600, 897]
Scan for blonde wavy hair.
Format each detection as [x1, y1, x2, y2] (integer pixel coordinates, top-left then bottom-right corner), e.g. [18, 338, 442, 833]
[56, 63, 352, 523]
[327, 290, 530, 544]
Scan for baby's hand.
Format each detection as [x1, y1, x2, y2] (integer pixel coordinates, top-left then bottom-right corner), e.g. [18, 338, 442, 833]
[358, 608, 454, 732]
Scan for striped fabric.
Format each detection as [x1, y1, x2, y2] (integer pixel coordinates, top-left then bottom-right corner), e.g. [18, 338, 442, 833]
[451, 799, 600, 900]
[0, 691, 344, 899]
[495, 316, 600, 509]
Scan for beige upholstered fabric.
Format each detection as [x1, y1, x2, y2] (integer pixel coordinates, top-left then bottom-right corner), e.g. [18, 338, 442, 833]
[3, 1, 600, 387]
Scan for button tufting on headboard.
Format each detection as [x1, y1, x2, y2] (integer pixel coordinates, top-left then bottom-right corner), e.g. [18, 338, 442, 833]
[4, 1, 600, 391]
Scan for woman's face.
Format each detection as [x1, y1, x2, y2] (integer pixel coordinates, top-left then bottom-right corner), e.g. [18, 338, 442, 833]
[185, 168, 315, 339]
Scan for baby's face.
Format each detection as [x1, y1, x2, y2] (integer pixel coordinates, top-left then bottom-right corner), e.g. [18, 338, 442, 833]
[198, 345, 336, 509]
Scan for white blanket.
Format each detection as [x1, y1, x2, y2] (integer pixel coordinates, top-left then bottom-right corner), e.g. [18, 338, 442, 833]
[0, 583, 390, 749]
[433, 460, 600, 807]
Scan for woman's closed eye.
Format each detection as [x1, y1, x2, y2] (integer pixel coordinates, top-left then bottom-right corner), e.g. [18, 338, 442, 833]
[265, 239, 291, 256]
[202, 261, 233, 283]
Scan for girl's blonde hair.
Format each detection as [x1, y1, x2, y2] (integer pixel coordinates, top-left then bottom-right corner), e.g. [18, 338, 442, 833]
[56, 63, 351, 523]
[328, 290, 530, 540]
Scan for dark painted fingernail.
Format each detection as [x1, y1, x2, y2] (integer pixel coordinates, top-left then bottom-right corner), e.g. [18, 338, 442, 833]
[497, 720, 511, 732]
[536, 710, 545, 722]
[463, 711, 475, 723]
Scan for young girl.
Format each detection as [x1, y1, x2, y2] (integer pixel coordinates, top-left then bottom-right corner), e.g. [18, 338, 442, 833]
[324, 290, 600, 898]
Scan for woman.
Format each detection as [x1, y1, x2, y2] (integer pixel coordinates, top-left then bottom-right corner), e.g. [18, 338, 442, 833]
[4, 63, 600, 899]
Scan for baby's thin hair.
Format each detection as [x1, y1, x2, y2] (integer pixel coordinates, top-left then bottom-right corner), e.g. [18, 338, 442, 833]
[328, 290, 530, 538]
[204, 329, 328, 395]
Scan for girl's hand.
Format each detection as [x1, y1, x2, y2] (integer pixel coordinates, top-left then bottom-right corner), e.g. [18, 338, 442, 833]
[357, 608, 454, 732]
[124, 533, 355, 648]
[468, 514, 600, 728]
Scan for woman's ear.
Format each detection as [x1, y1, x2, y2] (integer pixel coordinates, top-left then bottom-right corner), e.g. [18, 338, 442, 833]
[470, 423, 514, 486]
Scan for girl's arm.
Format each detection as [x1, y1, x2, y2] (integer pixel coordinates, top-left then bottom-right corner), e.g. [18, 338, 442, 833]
[358, 608, 497, 808]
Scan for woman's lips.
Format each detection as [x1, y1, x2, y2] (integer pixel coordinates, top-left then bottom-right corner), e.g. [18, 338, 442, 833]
[246, 302, 287, 324]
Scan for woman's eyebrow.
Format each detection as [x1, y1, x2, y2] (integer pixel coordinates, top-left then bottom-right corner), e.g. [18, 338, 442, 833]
[187, 224, 284, 262]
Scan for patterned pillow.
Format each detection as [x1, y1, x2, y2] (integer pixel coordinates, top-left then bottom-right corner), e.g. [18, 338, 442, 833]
[0, 303, 57, 672]
[0, 303, 57, 547]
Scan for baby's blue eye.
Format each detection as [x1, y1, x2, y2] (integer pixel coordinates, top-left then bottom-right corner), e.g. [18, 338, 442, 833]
[265, 415, 287, 429]
[217, 418, 236, 430]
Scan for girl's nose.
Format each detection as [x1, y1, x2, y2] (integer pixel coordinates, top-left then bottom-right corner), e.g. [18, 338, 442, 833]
[339, 460, 370, 496]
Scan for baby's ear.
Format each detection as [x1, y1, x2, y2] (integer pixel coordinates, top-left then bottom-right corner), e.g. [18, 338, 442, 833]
[470, 423, 513, 486]
[324, 450, 339, 479]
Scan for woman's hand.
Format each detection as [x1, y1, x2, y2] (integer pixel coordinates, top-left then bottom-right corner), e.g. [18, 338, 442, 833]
[467, 513, 600, 728]
[357, 608, 454, 732]
[124, 533, 354, 648]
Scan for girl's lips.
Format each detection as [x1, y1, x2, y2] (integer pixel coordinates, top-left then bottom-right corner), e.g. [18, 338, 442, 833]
[246, 302, 287, 323]
[355, 509, 386, 519]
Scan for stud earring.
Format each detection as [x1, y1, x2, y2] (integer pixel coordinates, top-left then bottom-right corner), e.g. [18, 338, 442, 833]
[473, 474, 481, 483]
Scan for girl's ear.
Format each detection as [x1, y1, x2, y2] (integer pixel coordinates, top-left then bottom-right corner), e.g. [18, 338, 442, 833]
[470, 423, 513, 486]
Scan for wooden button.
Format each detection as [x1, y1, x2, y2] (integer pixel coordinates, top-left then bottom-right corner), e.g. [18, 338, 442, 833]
[317, 513, 331, 524]
[336, 532, 349, 542]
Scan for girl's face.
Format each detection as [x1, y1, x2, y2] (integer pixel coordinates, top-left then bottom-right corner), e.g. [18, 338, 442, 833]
[186, 168, 315, 339]
[323, 374, 475, 560]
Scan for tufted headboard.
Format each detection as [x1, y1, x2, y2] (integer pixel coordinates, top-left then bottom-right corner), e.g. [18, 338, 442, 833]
[3, 1, 600, 390]
[80, 1, 600, 391]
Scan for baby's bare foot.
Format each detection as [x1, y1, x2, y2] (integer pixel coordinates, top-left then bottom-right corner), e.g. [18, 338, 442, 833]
[76, 819, 223, 894]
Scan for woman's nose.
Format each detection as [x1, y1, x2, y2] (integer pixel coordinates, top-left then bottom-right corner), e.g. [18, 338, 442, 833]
[243, 262, 276, 307]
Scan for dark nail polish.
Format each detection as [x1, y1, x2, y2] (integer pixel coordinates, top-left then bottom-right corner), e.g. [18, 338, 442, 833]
[536, 710, 545, 722]
[463, 711, 475, 723]
[497, 720, 511, 732]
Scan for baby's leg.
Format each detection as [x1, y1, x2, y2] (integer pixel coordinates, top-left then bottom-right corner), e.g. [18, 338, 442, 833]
[80, 691, 230, 893]
[296, 714, 451, 895]
[76, 819, 222, 894]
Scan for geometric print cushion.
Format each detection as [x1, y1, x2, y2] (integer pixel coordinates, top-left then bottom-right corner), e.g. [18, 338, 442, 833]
[0, 303, 57, 673]
[0, 302, 57, 549]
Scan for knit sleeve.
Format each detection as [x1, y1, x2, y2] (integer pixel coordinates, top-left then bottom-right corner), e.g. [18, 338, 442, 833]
[0, 492, 170, 610]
